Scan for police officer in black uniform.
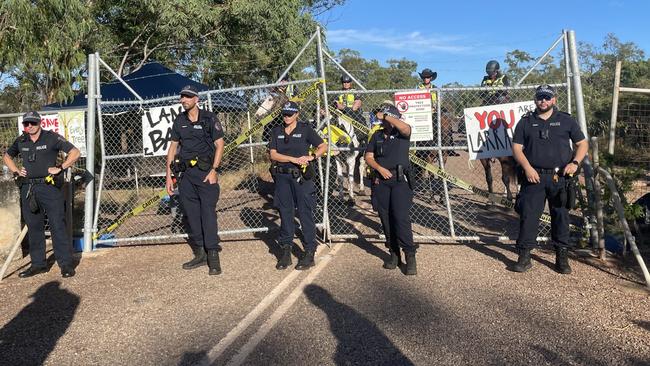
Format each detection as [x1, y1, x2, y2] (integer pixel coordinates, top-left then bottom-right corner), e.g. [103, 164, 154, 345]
[365, 105, 418, 275]
[3, 111, 81, 278]
[166, 85, 225, 275]
[269, 101, 327, 270]
[511, 85, 588, 274]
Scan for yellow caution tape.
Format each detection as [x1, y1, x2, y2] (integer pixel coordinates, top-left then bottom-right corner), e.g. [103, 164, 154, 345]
[94, 80, 324, 240]
[328, 106, 575, 227]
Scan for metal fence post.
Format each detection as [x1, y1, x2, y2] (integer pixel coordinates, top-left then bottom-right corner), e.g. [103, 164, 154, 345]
[437, 89, 456, 238]
[562, 29, 572, 112]
[567, 29, 599, 249]
[83, 53, 97, 252]
[608, 61, 622, 155]
[316, 26, 332, 242]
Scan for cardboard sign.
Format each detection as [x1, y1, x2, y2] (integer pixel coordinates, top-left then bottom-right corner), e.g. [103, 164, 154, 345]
[394, 91, 434, 142]
[463, 101, 536, 160]
[142, 104, 184, 156]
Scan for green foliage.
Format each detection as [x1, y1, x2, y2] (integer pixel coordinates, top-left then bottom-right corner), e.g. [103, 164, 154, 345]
[0, 0, 94, 108]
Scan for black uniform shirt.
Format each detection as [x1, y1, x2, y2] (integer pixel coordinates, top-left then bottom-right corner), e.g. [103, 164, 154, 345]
[269, 122, 323, 168]
[366, 127, 411, 170]
[6, 130, 75, 178]
[170, 109, 224, 160]
[513, 108, 585, 169]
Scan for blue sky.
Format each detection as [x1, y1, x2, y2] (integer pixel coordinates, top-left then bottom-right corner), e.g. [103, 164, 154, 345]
[319, 0, 648, 86]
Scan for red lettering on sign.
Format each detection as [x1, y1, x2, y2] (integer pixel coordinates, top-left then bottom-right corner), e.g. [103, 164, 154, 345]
[487, 111, 501, 129]
[474, 111, 488, 129]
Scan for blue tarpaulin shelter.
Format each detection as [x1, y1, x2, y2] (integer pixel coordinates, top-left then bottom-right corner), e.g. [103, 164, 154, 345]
[44, 62, 248, 111]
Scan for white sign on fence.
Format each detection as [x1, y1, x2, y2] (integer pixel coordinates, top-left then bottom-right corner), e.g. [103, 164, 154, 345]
[142, 104, 184, 156]
[59, 111, 87, 157]
[463, 100, 536, 160]
[394, 91, 434, 142]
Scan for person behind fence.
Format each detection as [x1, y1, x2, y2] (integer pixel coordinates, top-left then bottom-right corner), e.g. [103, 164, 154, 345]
[269, 101, 327, 271]
[166, 85, 225, 276]
[261, 75, 297, 143]
[335, 74, 364, 124]
[511, 84, 588, 274]
[365, 104, 418, 275]
[3, 111, 81, 278]
[481, 60, 510, 105]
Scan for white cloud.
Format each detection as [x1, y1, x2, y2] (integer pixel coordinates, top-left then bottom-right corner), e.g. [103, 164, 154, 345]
[326, 28, 472, 54]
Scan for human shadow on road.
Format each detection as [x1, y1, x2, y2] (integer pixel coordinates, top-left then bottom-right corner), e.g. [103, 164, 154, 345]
[0, 281, 80, 365]
[177, 350, 207, 366]
[304, 284, 414, 366]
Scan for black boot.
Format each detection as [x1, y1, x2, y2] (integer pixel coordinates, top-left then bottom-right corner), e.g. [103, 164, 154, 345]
[405, 252, 417, 275]
[207, 249, 222, 275]
[18, 266, 48, 278]
[60, 265, 76, 278]
[295, 250, 315, 270]
[555, 247, 572, 274]
[512, 248, 532, 272]
[182, 246, 206, 270]
[383, 248, 401, 270]
[276, 245, 292, 270]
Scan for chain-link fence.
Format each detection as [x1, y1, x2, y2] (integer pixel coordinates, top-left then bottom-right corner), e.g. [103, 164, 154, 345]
[93, 79, 327, 246]
[324, 84, 580, 242]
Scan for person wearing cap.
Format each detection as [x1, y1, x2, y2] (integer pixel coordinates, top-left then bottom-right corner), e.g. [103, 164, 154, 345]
[481, 60, 510, 105]
[166, 85, 225, 275]
[335, 74, 363, 123]
[3, 111, 81, 278]
[261, 75, 299, 143]
[269, 101, 327, 270]
[365, 104, 418, 275]
[511, 84, 588, 274]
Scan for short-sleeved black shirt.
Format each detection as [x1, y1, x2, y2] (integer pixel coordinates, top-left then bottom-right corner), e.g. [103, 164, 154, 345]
[6, 130, 76, 178]
[365, 127, 411, 170]
[170, 109, 224, 160]
[512, 108, 585, 169]
[269, 122, 324, 168]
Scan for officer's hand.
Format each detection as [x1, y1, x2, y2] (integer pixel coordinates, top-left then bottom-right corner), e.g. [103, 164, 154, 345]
[336, 102, 345, 110]
[18, 167, 27, 177]
[563, 163, 578, 176]
[525, 167, 540, 184]
[375, 112, 385, 120]
[166, 176, 175, 196]
[295, 156, 310, 165]
[48, 166, 62, 175]
[378, 167, 392, 180]
[203, 170, 218, 185]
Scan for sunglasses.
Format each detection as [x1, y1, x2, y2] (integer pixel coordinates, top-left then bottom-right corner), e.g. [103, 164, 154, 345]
[22, 121, 40, 127]
[282, 113, 297, 118]
[28, 150, 36, 162]
[535, 95, 553, 101]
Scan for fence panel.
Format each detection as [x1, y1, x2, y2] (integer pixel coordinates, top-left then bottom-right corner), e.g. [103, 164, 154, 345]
[94, 80, 326, 245]
[325, 84, 573, 242]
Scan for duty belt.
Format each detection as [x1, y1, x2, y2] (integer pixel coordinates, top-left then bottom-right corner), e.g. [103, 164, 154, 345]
[533, 167, 557, 175]
[276, 166, 300, 175]
[27, 177, 48, 184]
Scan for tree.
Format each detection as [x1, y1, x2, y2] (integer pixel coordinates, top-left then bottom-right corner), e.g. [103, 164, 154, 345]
[0, 0, 94, 110]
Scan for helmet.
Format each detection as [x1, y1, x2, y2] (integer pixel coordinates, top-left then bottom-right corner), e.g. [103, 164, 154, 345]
[340, 74, 352, 83]
[419, 68, 437, 80]
[486, 60, 500, 76]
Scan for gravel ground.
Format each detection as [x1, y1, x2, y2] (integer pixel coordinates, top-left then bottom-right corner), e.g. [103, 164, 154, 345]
[0, 239, 648, 366]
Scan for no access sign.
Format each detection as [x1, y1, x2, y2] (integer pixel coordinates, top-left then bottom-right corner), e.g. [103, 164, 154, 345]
[394, 90, 434, 142]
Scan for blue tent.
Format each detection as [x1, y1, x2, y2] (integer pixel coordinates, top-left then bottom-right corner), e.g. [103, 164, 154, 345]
[44, 62, 248, 111]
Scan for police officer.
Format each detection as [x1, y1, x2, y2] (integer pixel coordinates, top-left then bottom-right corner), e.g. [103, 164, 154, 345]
[3, 111, 81, 278]
[365, 104, 418, 275]
[335, 74, 363, 123]
[166, 85, 225, 275]
[481, 60, 510, 105]
[269, 101, 327, 270]
[511, 85, 588, 274]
